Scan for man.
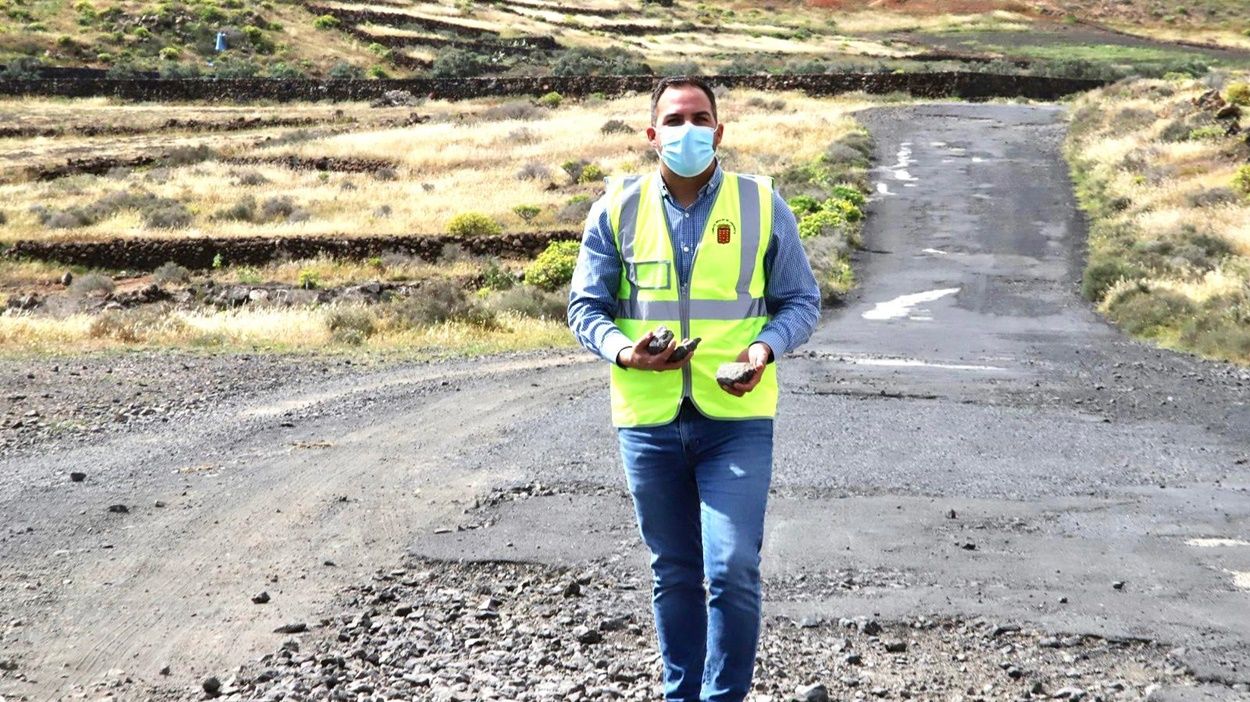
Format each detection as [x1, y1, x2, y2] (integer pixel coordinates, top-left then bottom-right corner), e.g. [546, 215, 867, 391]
[567, 75, 821, 702]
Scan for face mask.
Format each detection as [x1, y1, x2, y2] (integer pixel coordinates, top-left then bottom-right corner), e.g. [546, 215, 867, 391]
[656, 123, 716, 178]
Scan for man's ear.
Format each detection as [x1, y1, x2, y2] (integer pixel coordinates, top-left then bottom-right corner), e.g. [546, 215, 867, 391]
[646, 125, 659, 150]
[713, 123, 724, 150]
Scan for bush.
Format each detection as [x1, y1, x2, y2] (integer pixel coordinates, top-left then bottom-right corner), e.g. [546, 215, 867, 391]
[1082, 258, 1142, 302]
[798, 210, 847, 240]
[70, 272, 115, 297]
[513, 204, 541, 223]
[480, 259, 516, 291]
[516, 162, 551, 181]
[1234, 165, 1250, 196]
[328, 61, 363, 80]
[1104, 284, 1195, 337]
[154, 261, 190, 284]
[447, 212, 502, 237]
[383, 278, 496, 328]
[537, 91, 562, 108]
[830, 184, 865, 206]
[787, 195, 821, 217]
[265, 62, 305, 79]
[525, 240, 580, 292]
[556, 194, 593, 224]
[89, 306, 186, 343]
[480, 100, 545, 121]
[551, 47, 651, 76]
[260, 195, 296, 221]
[578, 163, 607, 184]
[486, 284, 567, 320]
[561, 159, 589, 182]
[325, 305, 376, 345]
[34, 189, 192, 230]
[803, 235, 854, 302]
[600, 119, 632, 134]
[312, 14, 339, 29]
[1188, 125, 1225, 140]
[234, 170, 269, 186]
[297, 268, 320, 289]
[210, 58, 261, 79]
[431, 47, 488, 78]
[1224, 82, 1250, 106]
[214, 195, 257, 222]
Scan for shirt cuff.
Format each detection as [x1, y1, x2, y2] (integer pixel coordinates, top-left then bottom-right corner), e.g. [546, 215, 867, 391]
[753, 330, 786, 364]
[601, 330, 634, 367]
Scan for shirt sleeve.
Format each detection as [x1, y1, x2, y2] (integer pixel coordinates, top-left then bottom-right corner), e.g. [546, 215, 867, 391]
[754, 187, 822, 361]
[567, 194, 635, 366]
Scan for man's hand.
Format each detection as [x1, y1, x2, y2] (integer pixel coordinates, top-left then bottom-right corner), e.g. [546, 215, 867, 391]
[617, 331, 696, 371]
[722, 342, 772, 397]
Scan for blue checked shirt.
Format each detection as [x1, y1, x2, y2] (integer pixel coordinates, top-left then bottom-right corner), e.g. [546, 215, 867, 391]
[567, 163, 821, 368]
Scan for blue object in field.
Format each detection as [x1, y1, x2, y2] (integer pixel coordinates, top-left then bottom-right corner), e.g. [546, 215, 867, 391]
[215, 31, 227, 52]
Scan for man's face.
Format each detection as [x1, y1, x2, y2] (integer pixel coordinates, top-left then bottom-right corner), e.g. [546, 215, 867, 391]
[647, 85, 723, 153]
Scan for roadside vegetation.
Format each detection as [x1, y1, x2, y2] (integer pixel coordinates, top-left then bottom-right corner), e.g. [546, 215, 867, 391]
[1065, 72, 1250, 364]
[2, 0, 1247, 81]
[0, 89, 876, 354]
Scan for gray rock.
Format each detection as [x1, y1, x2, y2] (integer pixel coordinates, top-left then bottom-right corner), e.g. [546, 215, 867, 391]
[647, 326, 674, 355]
[667, 337, 701, 362]
[796, 683, 831, 702]
[252, 591, 271, 604]
[273, 622, 307, 634]
[716, 362, 756, 388]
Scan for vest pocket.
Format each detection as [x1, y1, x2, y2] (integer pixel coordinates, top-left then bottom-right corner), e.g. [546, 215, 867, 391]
[624, 258, 672, 290]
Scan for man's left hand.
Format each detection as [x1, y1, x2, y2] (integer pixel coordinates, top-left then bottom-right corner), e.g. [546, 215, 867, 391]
[722, 342, 772, 397]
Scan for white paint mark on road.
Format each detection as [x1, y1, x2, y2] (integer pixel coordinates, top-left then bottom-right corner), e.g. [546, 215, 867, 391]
[876, 182, 892, 195]
[1187, 538, 1250, 548]
[1227, 570, 1250, 590]
[922, 248, 948, 255]
[930, 141, 946, 147]
[888, 142, 916, 182]
[862, 288, 961, 321]
[972, 156, 985, 163]
[843, 356, 1007, 372]
[894, 169, 915, 181]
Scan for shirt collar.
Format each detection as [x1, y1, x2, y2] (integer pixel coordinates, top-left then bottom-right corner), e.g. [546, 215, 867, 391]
[658, 161, 723, 206]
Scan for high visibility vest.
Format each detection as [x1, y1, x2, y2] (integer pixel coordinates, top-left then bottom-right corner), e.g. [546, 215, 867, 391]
[605, 170, 777, 428]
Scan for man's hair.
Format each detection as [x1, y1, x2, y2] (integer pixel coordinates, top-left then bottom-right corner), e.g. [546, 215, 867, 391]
[649, 75, 718, 126]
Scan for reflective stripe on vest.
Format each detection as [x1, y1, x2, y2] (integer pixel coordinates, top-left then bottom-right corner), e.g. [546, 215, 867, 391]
[604, 170, 778, 428]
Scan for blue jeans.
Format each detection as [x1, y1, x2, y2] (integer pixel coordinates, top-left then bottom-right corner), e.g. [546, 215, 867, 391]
[617, 398, 774, 702]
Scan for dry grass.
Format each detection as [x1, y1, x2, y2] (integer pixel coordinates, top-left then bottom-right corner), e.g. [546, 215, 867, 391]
[0, 306, 575, 355]
[1066, 73, 1250, 364]
[0, 91, 875, 243]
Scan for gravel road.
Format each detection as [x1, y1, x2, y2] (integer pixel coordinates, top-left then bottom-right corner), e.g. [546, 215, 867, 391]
[2, 103, 1249, 702]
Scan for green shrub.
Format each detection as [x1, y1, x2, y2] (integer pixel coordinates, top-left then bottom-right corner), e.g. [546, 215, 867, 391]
[297, 268, 320, 289]
[1188, 125, 1225, 140]
[1082, 258, 1141, 302]
[822, 197, 862, 223]
[1104, 284, 1194, 337]
[551, 47, 651, 76]
[312, 14, 339, 29]
[431, 47, 488, 78]
[328, 61, 363, 80]
[537, 91, 562, 108]
[88, 306, 186, 343]
[480, 259, 516, 291]
[561, 159, 589, 182]
[798, 209, 846, 240]
[158, 46, 180, 61]
[447, 212, 502, 237]
[1234, 165, 1250, 196]
[525, 240, 580, 292]
[577, 163, 606, 184]
[787, 194, 821, 216]
[830, 184, 865, 206]
[1224, 81, 1250, 106]
[513, 204, 541, 223]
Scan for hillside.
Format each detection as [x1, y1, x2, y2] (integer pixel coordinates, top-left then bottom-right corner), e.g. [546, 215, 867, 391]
[2, 0, 1249, 80]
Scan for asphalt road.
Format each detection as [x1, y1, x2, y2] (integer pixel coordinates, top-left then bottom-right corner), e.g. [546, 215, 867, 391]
[2, 103, 1248, 700]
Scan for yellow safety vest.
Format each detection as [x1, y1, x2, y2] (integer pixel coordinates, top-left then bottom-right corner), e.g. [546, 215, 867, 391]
[605, 170, 778, 428]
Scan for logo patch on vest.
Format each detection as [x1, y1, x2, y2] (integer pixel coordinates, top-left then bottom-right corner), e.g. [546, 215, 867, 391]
[714, 220, 734, 245]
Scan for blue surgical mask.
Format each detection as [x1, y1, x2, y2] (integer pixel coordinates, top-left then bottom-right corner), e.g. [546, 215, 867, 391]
[656, 123, 716, 178]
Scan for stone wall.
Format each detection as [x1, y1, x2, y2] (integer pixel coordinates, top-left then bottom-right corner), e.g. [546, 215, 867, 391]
[0, 72, 1106, 103]
[2, 232, 582, 271]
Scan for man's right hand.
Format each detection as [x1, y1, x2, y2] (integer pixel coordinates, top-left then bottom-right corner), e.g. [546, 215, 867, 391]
[617, 332, 695, 371]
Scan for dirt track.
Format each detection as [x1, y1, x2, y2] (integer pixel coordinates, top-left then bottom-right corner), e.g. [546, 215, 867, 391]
[2, 103, 1250, 701]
